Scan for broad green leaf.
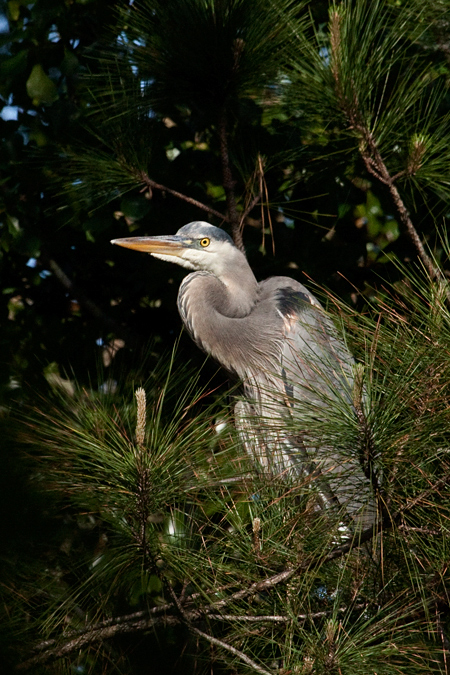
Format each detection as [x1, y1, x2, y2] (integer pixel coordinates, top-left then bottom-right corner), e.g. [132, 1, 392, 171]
[7, 1, 21, 22]
[26, 64, 59, 106]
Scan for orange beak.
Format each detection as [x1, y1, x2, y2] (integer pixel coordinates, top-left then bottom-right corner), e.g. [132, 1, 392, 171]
[111, 235, 189, 256]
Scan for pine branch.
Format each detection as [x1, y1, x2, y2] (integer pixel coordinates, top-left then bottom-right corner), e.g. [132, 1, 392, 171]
[164, 576, 271, 675]
[19, 467, 447, 670]
[19, 603, 368, 671]
[208, 566, 297, 612]
[207, 472, 450, 613]
[16, 614, 181, 670]
[167, 577, 274, 675]
[358, 134, 446, 289]
[187, 625, 274, 675]
[329, 9, 450, 298]
[17, 374, 450, 670]
[206, 606, 367, 622]
[399, 525, 442, 536]
[138, 170, 228, 224]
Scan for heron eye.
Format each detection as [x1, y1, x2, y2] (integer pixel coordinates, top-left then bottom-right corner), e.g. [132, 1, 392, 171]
[200, 237, 210, 247]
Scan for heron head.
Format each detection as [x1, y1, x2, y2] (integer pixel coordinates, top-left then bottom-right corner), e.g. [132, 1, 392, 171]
[111, 221, 239, 274]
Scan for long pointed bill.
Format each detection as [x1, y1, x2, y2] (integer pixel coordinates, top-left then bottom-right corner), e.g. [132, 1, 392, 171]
[110, 235, 188, 256]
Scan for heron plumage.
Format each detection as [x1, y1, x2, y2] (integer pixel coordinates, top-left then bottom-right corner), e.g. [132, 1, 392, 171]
[112, 221, 376, 527]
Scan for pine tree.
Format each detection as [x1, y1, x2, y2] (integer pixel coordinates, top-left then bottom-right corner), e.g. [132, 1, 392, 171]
[2, 0, 450, 673]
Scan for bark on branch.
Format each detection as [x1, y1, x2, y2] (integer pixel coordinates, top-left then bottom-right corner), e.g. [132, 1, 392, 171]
[358, 135, 448, 292]
[218, 110, 245, 251]
[18, 604, 367, 671]
[138, 171, 228, 224]
[329, 10, 450, 300]
[18, 474, 449, 671]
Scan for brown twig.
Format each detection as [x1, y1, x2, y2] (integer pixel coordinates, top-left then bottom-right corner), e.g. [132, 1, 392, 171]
[19, 604, 367, 671]
[240, 192, 262, 226]
[208, 566, 297, 612]
[16, 615, 181, 670]
[206, 605, 367, 622]
[162, 581, 274, 675]
[189, 625, 273, 675]
[399, 525, 442, 536]
[19, 475, 449, 670]
[239, 154, 269, 232]
[358, 135, 446, 287]
[138, 171, 227, 224]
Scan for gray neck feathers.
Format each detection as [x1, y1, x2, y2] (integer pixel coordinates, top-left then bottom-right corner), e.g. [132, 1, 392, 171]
[177, 257, 263, 378]
[205, 247, 259, 317]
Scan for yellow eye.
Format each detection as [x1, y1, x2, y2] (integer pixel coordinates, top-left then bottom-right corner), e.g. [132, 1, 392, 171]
[200, 237, 210, 247]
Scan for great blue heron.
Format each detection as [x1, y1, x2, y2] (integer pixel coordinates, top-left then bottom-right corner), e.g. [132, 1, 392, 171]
[112, 221, 375, 527]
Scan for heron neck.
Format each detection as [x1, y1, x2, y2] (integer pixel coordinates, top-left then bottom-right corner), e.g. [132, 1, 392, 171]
[177, 268, 261, 378]
[216, 262, 259, 317]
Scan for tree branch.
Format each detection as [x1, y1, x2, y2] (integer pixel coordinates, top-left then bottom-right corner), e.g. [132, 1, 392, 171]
[19, 475, 449, 670]
[16, 615, 180, 670]
[240, 192, 262, 225]
[188, 624, 274, 675]
[20, 604, 368, 671]
[138, 171, 228, 224]
[218, 110, 244, 251]
[359, 135, 448, 293]
[329, 9, 450, 298]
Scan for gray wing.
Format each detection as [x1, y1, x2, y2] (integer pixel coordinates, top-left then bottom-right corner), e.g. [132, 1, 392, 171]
[274, 284, 376, 528]
[239, 279, 377, 528]
[275, 285, 354, 409]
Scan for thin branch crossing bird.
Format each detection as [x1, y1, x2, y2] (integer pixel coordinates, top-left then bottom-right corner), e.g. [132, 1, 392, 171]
[112, 221, 376, 527]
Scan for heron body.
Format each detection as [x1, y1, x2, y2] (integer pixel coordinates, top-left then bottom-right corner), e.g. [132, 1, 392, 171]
[112, 222, 375, 526]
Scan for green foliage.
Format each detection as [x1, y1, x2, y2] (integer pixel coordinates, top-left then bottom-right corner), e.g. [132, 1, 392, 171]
[2, 0, 450, 400]
[286, 0, 450, 202]
[3, 265, 450, 672]
[26, 63, 59, 106]
[45, 0, 308, 217]
[95, 0, 303, 117]
[1, 0, 450, 672]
